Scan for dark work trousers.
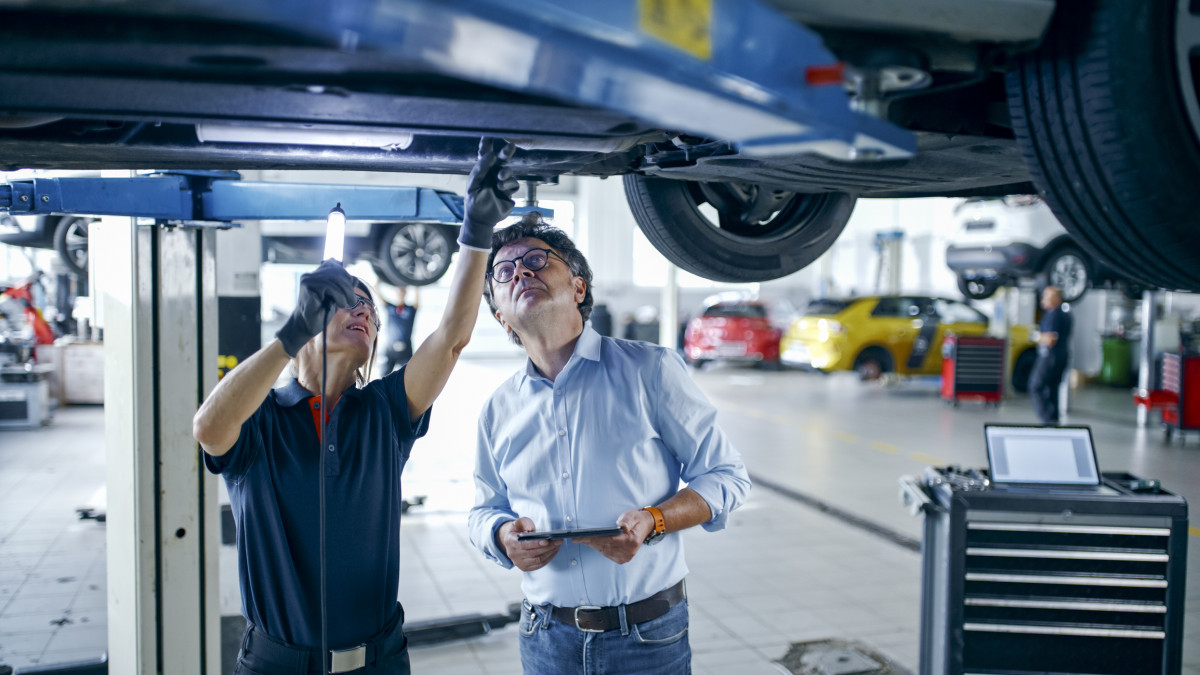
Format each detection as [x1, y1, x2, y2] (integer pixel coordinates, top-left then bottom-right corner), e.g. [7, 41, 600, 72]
[1029, 351, 1068, 425]
[234, 606, 410, 675]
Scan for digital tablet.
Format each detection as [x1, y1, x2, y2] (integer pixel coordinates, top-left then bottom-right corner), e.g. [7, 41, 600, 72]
[517, 526, 624, 541]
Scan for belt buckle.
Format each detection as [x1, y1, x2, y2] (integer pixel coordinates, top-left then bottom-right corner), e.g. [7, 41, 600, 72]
[573, 606, 606, 633]
[329, 644, 367, 673]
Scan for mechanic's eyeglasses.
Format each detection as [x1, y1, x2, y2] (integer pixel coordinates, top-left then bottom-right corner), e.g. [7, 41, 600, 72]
[488, 248, 566, 284]
[345, 297, 380, 330]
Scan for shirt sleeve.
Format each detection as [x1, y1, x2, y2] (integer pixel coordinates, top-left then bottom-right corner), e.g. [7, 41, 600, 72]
[202, 404, 267, 480]
[382, 364, 431, 443]
[468, 405, 518, 568]
[651, 348, 752, 532]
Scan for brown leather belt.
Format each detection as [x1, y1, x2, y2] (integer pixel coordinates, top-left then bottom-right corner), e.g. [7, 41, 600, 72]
[549, 580, 685, 633]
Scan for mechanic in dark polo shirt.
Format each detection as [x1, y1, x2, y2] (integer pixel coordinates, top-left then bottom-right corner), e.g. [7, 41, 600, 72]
[192, 138, 519, 675]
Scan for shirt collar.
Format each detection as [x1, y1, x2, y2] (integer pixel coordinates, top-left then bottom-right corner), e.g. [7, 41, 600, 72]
[276, 377, 365, 407]
[519, 324, 601, 390]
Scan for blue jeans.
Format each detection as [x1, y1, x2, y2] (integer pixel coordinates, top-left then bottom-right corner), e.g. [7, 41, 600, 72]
[518, 597, 691, 675]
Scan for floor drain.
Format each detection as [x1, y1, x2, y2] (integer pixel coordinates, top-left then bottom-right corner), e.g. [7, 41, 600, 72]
[776, 638, 910, 675]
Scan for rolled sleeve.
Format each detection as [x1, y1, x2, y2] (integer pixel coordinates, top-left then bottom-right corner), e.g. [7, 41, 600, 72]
[467, 411, 518, 568]
[653, 349, 752, 531]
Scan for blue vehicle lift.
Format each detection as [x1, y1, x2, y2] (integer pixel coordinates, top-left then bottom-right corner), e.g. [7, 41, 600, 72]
[1, 171, 466, 223]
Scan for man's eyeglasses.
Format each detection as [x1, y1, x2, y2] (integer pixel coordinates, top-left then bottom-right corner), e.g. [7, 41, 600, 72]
[488, 248, 566, 284]
[345, 297, 380, 330]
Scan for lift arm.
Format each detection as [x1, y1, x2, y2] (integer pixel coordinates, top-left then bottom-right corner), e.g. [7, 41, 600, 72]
[0, 173, 465, 222]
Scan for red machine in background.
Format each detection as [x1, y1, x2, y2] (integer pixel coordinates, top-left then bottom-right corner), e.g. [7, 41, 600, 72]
[941, 335, 1005, 406]
[1135, 352, 1200, 442]
[0, 275, 56, 347]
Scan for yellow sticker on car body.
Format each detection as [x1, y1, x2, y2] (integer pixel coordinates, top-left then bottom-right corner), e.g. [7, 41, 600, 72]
[639, 0, 713, 61]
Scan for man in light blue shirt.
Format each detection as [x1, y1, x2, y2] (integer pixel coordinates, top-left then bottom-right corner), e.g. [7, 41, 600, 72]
[468, 214, 751, 674]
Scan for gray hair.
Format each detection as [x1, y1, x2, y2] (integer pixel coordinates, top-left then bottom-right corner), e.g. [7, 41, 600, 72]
[483, 212, 594, 346]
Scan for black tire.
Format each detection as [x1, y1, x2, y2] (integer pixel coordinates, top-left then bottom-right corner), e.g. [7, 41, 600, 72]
[854, 347, 894, 382]
[622, 174, 854, 282]
[687, 358, 709, 370]
[53, 216, 90, 279]
[1011, 348, 1037, 394]
[1007, 0, 1200, 292]
[1042, 247, 1091, 303]
[957, 276, 1000, 300]
[376, 222, 454, 287]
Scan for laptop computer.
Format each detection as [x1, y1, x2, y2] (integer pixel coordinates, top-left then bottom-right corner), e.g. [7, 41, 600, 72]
[984, 424, 1109, 492]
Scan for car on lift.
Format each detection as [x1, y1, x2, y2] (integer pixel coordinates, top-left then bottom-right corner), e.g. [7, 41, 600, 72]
[946, 196, 1142, 303]
[0, 213, 91, 279]
[780, 295, 1038, 391]
[0, 1, 1195, 295]
[262, 217, 459, 287]
[682, 299, 782, 369]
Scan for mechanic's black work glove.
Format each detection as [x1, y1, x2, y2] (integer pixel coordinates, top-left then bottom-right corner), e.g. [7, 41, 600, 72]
[457, 137, 519, 251]
[275, 259, 358, 358]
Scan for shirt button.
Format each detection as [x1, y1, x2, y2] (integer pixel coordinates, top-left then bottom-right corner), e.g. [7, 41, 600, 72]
[556, 390, 563, 397]
[558, 429, 566, 436]
[570, 560, 577, 567]
[566, 516, 573, 522]
[327, 444, 335, 452]
[562, 471, 569, 479]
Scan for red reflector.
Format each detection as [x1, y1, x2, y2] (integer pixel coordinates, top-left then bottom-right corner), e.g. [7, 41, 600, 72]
[1013, 254, 1026, 263]
[806, 63, 845, 86]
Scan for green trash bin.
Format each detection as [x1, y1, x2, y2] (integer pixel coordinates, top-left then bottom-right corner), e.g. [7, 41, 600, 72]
[1100, 336, 1133, 386]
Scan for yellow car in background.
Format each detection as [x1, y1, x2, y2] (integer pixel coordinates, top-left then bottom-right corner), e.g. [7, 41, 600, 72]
[781, 295, 1038, 391]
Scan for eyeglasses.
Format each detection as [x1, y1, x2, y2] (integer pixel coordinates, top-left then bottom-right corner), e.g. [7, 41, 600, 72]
[488, 248, 566, 284]
[345, 297, 380, 330]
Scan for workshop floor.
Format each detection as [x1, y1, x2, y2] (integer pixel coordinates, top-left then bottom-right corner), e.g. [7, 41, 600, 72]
[1, 358, 1198, 674]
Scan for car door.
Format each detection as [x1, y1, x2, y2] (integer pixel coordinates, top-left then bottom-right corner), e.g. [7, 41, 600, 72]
[868, 296, 925, 374]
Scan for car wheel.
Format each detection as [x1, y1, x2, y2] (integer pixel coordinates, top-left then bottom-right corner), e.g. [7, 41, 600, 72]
[622, 174, 854, 282]
[854, 347, 894, 382]
[53, 216, 90, 279]
[1043, 247, 1090, 303]
[376, 222, 454, 287]
[957, 276, 1000, 300]
[1007, 0, 1200, 292]
[1011, 348, 1037, 394]
[687, 357, 709, 370]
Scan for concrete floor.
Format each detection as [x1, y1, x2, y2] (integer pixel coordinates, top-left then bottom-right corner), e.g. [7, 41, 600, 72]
[1, 357, 1197, 674]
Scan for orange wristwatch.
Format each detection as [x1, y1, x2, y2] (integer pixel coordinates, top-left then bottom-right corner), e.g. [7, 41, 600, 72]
[641, 505, 666, 546]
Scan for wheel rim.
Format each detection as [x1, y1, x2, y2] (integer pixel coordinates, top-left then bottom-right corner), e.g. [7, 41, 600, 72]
[1176, 0, 1200, 148]
[63, 218, 89, 270]
[1050, 253, 1088, 300]
[688, 181, 837, 243]
[965, 279, 992, 298]
[387, 224, 449, 282]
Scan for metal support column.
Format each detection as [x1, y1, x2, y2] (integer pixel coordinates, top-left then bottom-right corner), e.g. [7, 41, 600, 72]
[1138, 291, 1158, 427]
[95, 214, 220, 675]
[660, 261, 679, 351]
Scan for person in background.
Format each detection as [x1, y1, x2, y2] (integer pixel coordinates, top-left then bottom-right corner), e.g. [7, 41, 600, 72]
[383, 284, 420, 374]
[191, 138, 518, 675]
[1030, 285, 1073, 425]
[468, 213, 751, 674]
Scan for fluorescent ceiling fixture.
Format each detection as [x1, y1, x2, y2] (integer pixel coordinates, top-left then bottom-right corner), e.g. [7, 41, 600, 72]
[196, 124, 414, 149]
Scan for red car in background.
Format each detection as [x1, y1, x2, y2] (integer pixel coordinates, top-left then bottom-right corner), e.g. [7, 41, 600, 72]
[683, 301, 781, 369]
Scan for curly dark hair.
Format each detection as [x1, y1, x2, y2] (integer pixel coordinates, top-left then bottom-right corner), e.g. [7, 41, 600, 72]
[483, 211, 594, 346]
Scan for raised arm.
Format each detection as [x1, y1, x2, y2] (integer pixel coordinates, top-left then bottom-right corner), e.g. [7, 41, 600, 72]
[404, 138, 517, 420]
[193, 260, 355, 455]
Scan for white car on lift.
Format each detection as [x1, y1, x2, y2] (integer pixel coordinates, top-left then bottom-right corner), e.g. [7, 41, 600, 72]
[945, 196, 1141, 303]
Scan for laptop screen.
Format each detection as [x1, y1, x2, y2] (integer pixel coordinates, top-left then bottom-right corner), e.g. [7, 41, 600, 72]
[985, 425, 1101, 485]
